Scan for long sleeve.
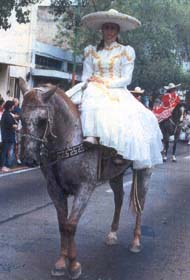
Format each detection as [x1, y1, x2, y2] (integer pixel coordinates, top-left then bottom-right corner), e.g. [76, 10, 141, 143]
[108, 45, 135, 88]
[81, 45, 94, 82]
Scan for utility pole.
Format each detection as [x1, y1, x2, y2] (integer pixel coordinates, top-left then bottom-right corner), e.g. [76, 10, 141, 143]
[71, 0, 89, 87]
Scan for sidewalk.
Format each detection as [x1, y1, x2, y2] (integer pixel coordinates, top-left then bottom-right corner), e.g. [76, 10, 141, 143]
[0, 165, 39, 177]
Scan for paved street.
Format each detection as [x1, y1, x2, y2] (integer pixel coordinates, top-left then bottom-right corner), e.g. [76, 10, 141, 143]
[0, 142, 190, 280]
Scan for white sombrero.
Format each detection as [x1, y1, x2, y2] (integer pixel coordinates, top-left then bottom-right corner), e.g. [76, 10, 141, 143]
[81, 9, 141, 32]
[164, 83, 181, 90]
[130, 87, 144, 94]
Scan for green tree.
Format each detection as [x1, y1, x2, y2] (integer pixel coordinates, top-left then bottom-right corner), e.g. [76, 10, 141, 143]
[0, 0, 40, 30]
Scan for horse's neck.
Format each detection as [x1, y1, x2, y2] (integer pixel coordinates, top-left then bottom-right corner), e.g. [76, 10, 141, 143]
[172, 105, 183, 124]
[51, 96, 83, 150]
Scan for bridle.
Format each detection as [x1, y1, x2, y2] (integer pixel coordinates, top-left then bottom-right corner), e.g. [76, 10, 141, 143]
[20, 105, 57, 146]
[20, 104, 87, 165]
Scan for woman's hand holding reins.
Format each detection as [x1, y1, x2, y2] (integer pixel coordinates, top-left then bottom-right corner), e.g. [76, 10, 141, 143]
[88, 76, 110, 88]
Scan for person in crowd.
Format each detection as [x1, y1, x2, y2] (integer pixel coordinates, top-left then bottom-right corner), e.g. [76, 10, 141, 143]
[0, 97, 5, 153]
[1, 100, 18, 172]
[12, 98, 22, 165]
[148, 95, 154, 110]
[130, 87, 144, 102]
[152, 97, 162, 111]
[153, 83, 180, 123]
[182, 109, 190, 145]
[12, 98, 21, 119]
[66, 9, 163, 168]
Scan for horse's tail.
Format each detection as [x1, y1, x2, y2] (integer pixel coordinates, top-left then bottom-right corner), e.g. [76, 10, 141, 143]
[129, 170, 142, 214]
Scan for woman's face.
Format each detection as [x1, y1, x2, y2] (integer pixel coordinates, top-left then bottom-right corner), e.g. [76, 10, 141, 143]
[102, 23, 120, 44]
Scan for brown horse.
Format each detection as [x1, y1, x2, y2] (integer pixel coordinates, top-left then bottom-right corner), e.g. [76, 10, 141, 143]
[19, 78, 152, 279]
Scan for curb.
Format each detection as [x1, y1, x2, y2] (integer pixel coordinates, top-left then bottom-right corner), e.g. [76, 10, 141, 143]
[0, 166, 39, 178]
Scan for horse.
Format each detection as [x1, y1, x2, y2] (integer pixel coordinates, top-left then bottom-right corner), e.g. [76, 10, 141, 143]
[159, 102, 186, 162]
[19, 78, 153, 279]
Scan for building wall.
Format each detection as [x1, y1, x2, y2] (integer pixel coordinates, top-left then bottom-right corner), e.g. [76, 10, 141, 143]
[0, 2, 81, 100]
[0, 8, 37, 68]
[36, 6, 58, 46]
[0, 64, 9, 100]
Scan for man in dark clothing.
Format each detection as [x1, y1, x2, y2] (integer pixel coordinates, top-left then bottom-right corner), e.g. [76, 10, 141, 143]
[1, 100, 18, 172]
[12, 98, 22, 164]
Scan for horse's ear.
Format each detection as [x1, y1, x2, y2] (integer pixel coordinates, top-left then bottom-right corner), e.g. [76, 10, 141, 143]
[19, 77, 29, 95]
[42, 86, 57, 103]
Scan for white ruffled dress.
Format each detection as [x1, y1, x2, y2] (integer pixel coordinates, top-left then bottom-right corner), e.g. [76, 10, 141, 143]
[66, 42, 163, 169]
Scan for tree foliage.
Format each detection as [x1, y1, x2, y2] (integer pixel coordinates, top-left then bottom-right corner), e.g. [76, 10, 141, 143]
[0, 0, 40, 30]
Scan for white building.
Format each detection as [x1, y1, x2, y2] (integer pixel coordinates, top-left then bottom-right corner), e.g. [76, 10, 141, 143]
[0, 1, 82, 101]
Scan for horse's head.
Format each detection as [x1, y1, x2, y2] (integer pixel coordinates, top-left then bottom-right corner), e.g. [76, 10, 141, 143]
[172, 102, 186, 123]
[19, 78, 57, 167]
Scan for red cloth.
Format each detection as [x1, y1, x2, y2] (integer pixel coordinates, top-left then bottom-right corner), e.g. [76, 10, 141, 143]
[161, 92, 180, 108]
[153, 92, 180, 123]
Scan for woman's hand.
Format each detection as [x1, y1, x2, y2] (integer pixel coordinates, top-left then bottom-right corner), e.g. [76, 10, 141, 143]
[88, 76, 110, 88]
[88, 76, 104, 84]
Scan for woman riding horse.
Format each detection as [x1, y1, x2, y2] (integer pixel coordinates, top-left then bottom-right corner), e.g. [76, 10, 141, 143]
[66, 9, 163, 169]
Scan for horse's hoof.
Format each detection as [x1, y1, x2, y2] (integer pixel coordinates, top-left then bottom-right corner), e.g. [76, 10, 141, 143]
[163, 157, 167, 162]
[68, 262, 82, 280]
[129, 244, 142, 253]
[172, 157, 177, 162]
[51, 267, 67, 277]
[105, 231, 118, 245]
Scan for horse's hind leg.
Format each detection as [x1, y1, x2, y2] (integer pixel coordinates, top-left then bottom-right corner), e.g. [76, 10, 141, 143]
[46, 181, 69, 277]
[129, 168, 152, 253]
[106, 174, 124, 245]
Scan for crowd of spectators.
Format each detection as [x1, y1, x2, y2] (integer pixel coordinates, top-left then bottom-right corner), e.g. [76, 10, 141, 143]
[0, 95, 22, 172]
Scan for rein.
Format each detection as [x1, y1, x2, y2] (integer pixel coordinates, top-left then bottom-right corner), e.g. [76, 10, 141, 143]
[21, 104, 87, 166]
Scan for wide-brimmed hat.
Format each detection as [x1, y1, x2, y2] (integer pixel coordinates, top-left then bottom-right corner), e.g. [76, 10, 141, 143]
[81, 9, 141, 32]
[164, 83, 181, 90]
[130, 87, 144, 94]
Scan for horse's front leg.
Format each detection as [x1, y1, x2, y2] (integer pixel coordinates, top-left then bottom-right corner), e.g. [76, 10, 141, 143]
[129, 168, 152, 253]
[172, 140, 177, 162]
[46, 180, 69, 277]
[172, 131, 180, 162]
[65, 182, 95, 279]
[106, 174, 124, 245]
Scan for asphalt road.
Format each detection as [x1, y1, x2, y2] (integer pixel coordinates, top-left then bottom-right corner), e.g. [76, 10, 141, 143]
[0, 142, 189, 280]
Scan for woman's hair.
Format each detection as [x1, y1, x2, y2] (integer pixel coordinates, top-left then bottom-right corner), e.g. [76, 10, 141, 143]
[4, 100, 14, 111]
[97, 37, 124, 51]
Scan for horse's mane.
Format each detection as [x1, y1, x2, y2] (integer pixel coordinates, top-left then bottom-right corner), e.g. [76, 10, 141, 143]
[25, 84, 80, 118]
[56, 87, 80, 118]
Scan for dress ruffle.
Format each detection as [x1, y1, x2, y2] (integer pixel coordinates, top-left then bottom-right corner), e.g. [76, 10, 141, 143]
[80, 83, 163, 169]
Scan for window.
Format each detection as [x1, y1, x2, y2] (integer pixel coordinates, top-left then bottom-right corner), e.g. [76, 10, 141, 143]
[35, 55, 62, 70]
